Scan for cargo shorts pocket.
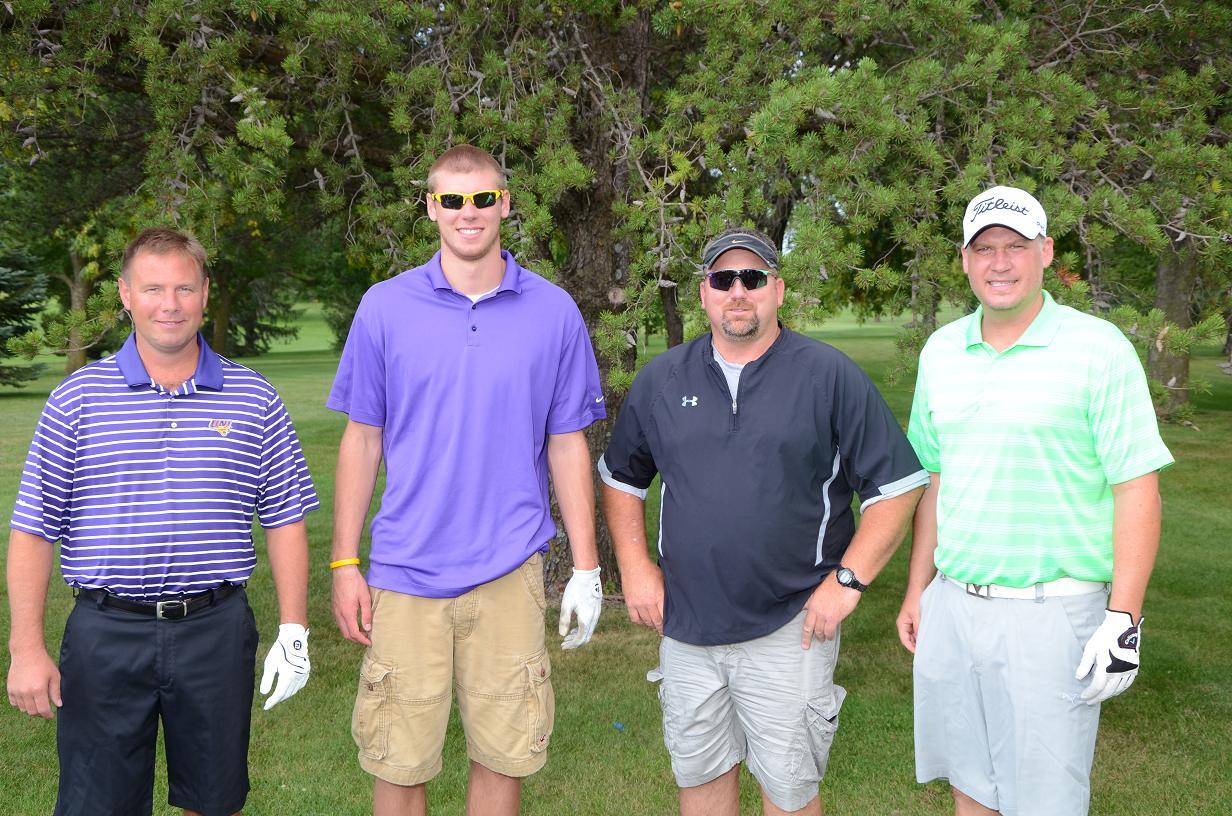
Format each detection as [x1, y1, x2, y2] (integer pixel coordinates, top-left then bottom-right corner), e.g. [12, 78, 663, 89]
[525, 650, 554, 754]
[519, 554, 547, 612]
[657, 681, 683, 756]
[790, 685, 846, 782]
[352, 655, 395, 761]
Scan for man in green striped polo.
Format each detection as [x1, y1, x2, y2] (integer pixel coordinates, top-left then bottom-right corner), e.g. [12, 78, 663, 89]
[896, 185, 1173, 816]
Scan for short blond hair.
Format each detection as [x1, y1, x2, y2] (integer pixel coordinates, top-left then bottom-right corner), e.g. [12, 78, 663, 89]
[122, 228, 208, 280]
[426, 145, 507, 192]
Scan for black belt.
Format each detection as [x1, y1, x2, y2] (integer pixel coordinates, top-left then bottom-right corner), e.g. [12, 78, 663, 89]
[74, 583, 243, 620]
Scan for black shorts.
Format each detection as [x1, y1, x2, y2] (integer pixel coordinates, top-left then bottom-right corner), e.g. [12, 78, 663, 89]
[54, 587, 258, 816]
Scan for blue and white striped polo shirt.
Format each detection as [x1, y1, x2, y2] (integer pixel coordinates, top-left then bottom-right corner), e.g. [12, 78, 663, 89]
[11, 333, 319, 600]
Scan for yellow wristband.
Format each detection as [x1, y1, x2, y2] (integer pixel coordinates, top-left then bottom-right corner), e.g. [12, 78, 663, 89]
[329, 557, 361, 570]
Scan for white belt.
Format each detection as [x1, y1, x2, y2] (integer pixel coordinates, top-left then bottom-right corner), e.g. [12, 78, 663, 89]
[942, 573, 1107, 600]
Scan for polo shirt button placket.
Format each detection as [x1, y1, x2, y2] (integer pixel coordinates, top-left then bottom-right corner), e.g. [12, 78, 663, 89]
[467, 310, 479, 347]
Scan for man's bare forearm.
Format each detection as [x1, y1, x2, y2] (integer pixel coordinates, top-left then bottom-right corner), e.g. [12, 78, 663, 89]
[1109, 471, 1162, 622]
[602, 485, 652, 572]
[548, 431, 598, 570]
[904, 474, 941, 596]
[841, 487, 925, 585]
[7, 529, 55, 656]
[265, 520, 309, 626]
[332, 420, 384, 561]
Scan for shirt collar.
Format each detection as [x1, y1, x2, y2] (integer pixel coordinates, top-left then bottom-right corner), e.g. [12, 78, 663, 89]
[116, 333, 225, 391]
[966, 290, 1061, 350]
[425, 250, 524, 296]
[703, 322, 789, 364]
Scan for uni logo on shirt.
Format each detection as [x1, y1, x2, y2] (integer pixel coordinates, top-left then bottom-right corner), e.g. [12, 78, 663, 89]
[681, 396, 699, 407]
[208, 419, 233, 437]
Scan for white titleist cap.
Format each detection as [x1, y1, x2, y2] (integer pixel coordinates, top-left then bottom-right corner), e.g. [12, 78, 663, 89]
[962, 185, 1047, 247]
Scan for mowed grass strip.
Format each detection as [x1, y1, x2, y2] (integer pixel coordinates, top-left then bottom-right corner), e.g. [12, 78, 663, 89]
[1, 309, 1229, 814]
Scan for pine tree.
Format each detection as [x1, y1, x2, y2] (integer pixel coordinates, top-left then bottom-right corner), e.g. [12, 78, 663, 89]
[0, 256, 48, 387]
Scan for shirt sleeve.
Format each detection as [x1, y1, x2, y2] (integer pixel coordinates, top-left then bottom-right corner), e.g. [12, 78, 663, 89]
[1089, 334, 1174, 484]
[830, 354, 930, 510]
[326, 295, 387, 426]
[906, 350, 941, 473]
[598, 368, 658, 500]
[256, 393, 321, 528]
[10, 394, 77, 543]
[546, 306, 606, 434]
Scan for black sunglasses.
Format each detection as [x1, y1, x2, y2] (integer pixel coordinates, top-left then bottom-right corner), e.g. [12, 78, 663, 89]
[706, 268, 774, 291]
[430, 190, 504, 210]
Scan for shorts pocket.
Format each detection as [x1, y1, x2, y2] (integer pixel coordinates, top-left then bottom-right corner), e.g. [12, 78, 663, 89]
[791, 685, 846, 782]
[524, 650, 554, 754]
[519, 554, 547, 612]
[657, 681, 680, 755]
[352, 655, 395, 761]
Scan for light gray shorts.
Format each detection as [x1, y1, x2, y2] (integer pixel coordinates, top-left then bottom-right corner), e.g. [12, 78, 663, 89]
[914, 573, 1107, 816]
[654, 610, 845, 812]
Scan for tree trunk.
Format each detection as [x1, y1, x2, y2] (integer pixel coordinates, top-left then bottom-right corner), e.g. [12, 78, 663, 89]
[910, 262, 938, 334]
[1223, 300, 1232, 360]
[64, 252, 89, 374]
[543, 10, 649, 591]
[1147, 240, 1197, 415]
[659, 283, 684, 348]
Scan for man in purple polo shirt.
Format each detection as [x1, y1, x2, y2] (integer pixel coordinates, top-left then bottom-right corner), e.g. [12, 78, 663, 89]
[328, 144, 606, 815]
[6, 228, 319, 816]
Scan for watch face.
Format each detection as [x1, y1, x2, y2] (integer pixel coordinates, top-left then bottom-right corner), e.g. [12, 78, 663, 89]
[837, 568, 854, 586]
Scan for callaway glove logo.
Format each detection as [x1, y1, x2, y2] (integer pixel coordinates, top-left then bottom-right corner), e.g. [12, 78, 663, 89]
[1118, 626, 1140, 651]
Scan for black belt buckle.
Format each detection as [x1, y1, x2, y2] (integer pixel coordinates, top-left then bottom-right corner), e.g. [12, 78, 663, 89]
[156, 599, 189, 620]
[965, 583, 991, 599]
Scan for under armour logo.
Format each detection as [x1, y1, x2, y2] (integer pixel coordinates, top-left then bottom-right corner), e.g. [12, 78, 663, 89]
[681, 396, 699, 407]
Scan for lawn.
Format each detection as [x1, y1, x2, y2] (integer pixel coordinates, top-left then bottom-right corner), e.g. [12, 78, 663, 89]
[1, 306, 1229, 815]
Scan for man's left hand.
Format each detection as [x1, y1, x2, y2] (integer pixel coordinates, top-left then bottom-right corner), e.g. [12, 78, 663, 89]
[1076, 609, 1142, 705]
[260, 623, 310, 710]
[801, 573, 861, 648]
[559, 567, 602, 650]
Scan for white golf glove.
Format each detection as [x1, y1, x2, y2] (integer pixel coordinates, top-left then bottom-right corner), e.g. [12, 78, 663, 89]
[559, 566, 602, 650]
[1076, 609, 1142, 705]
[260, 623, 310, 710]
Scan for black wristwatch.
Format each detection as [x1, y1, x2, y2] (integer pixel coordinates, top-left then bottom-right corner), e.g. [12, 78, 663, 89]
[835, 566, 869, 593]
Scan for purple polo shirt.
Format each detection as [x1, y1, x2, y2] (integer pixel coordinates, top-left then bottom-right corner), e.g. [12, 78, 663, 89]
[11, 333, 319, 600]
[327, 250, 605, 597]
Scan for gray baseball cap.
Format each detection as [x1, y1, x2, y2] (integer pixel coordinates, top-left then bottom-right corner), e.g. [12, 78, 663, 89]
[701, 228, 780, 271]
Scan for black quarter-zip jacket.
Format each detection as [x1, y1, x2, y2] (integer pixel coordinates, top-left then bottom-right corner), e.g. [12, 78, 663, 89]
[601, 327, 927, 646]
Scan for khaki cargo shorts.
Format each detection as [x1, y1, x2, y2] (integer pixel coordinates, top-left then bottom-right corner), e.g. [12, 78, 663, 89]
[351, 553, 553, 785]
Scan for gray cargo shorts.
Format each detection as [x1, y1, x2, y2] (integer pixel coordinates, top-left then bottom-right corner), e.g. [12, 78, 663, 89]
[652, 610, 846, 812]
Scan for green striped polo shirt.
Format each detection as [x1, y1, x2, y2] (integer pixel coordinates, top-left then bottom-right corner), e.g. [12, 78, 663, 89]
[908, 291, 1173, 586]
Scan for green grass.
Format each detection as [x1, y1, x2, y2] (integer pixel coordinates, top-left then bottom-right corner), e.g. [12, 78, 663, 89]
[2, 310, 1230, 814]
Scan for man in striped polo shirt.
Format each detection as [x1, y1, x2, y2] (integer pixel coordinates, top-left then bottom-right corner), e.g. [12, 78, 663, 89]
[6, 228, 319, 816]
[897, 186, 1173, 816]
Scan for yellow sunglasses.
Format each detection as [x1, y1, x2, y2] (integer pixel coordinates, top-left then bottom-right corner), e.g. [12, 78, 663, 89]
[429, 190, 504, 210]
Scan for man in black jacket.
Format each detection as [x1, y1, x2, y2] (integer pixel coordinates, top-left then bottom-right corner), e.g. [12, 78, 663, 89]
[600, 227, 927, 816]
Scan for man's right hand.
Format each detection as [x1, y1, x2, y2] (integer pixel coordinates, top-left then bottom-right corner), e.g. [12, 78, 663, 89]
[332, 566, 373, 646]
[7, 647, 61, 719]
[896, 592, 922, 654]
[621, 560, 664, 635]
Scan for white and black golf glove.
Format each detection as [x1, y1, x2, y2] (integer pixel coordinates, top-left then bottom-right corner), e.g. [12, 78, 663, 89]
[260, 623, 310, 710]
[1076, 609, 1141, 705]
[559, 567, 603, 650]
